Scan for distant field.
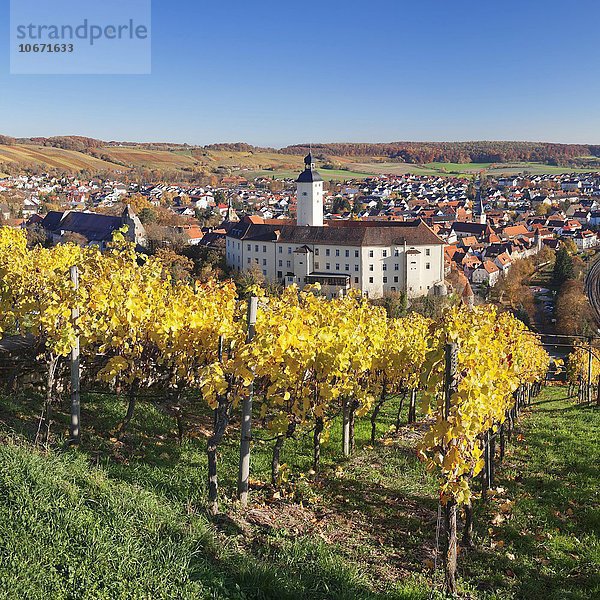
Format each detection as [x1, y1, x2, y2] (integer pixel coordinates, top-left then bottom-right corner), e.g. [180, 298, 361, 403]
[0, 145, 120, 172]
[1, 143, 598, 180]
[347, 160, 597, 178]
[103, 147, 200, 170]
[238, 167, 374, 181]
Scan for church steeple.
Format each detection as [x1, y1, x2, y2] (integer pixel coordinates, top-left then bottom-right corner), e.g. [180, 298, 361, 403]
[473, 180, 486, 225]
[304, 150, 315, 171]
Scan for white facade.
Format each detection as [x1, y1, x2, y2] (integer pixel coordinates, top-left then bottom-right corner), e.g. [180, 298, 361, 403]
[226, 236, 444, 298]
[472, 264, 500, 287]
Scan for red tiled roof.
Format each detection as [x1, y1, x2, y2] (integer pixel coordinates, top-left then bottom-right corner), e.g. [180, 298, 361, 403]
[483, 260, 499, 274]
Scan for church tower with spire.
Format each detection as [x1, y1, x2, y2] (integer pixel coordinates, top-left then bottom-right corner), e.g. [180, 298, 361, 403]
[473, 183, 486, 225]
[296, 151, 324, 227]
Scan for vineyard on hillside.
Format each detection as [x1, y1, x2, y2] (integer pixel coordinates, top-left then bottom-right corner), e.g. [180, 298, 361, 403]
[0, 228, 554, 595]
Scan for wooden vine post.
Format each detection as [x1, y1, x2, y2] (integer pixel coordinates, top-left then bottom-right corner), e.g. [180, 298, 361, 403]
[69, 265, 81, 445]
[207, 335, 227, 515]
[587, 338, 593, 405]
[342, 398, 351, 457]
[443, 342, 459, 595]
[238, 296, 258, 508]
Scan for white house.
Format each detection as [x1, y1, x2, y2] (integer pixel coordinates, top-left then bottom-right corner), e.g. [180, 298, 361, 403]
[225, 154, 446, 298]
[574, 230, 598, 251]
[471, 260, 500, 287]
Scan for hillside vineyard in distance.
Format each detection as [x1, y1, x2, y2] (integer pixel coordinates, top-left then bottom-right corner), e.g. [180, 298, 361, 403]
[225, 153, 446, 298]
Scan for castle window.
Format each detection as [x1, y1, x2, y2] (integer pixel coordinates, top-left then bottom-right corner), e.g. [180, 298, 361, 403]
[335, 263, 340, 270]
[288, 247, 292, 254]
[326, 263, 331, 270]
[355, 250, 359, 257]
[383, 276, 387, 283]
[394, 248, 399, 256]
[315, 248, 319, 256]
[426, 263, 431, 270]
[263, 245, 267, 253]
[369, 264, 374, 271]
[394, 263, 399, 270]
[345, 250, 349, 257]
[263, 259, 267, 266]
[277, 271, 282, 278]
[255, 245, 258, 252]
[345, 264, 349, 271]
[394, 276, 398, 283]
[354, 277, 359, 284]
[302, 192, 307, 196]
[369, 277, 373, 283]
[369, 250, 374, 258]
[382, 250, 387, 257]
[426, 249, 431, 256]
[315, 262, 319, 269]
[278, 246, 282, 253]
[278, 260, 283, 267]
[247, 244, 251, 251]
[286, 260, 291, 268]
[247, 258, 251, 264]
[354, 265, 359, 272]
[382, 264, 387, 271]
[326, 248, 330, 256]
[336, 249, 340, 257]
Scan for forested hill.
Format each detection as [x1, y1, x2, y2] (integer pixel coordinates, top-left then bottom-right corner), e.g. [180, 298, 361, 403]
[280, 141, 600, 164]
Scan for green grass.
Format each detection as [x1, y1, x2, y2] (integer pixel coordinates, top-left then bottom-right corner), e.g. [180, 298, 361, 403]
[235, 167, 374, 181]
[0, 386, 597, 599]
[346, 161, 598, 178]
[460, 386, 600, 599]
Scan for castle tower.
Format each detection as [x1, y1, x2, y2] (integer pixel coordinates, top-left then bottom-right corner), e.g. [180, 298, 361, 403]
[122, 205, 147, 247]
[295, 151, 323, 227]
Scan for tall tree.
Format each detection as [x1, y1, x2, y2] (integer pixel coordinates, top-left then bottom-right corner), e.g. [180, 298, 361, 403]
[553, 247, 574, 286]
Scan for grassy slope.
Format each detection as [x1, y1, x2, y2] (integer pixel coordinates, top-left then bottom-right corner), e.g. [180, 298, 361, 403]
[0, 386, 598, 599]
[0, 145, 120, 172]
[347, 161, 594, 178]
[102, 147, 200, 170]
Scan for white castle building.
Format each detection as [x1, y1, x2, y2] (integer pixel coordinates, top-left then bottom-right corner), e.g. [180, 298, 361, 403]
[225, 153, 445, 298]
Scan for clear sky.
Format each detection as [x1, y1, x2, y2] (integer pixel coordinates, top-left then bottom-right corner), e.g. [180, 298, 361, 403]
[1, 0, 600, 147]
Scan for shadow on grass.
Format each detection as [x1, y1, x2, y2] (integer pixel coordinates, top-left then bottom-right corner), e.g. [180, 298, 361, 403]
[461, 395, 600, 600]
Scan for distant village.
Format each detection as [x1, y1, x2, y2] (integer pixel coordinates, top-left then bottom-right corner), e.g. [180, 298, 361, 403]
[1, 169, 599, 299]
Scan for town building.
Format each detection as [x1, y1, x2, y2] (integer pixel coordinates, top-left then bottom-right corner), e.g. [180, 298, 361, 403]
[41, 205, 146, 248]
[225, 154, 445, 298]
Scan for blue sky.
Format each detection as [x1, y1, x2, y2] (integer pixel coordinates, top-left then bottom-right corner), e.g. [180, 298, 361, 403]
[1, 0, 600, 146]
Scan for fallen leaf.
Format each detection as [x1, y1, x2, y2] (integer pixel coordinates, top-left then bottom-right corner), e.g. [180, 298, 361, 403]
[492, 513, 506, 525]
